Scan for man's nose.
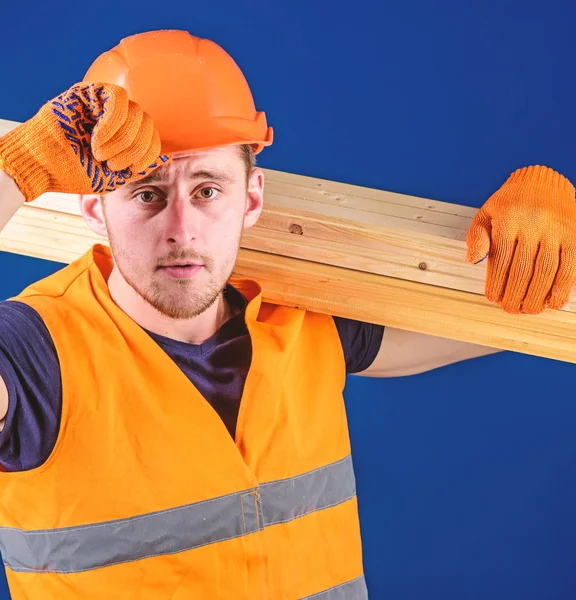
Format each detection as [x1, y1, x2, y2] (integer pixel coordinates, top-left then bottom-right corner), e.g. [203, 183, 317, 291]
[163, 198, 203, 245]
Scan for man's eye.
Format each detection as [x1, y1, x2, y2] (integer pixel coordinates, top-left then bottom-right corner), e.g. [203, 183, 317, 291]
[198, 187, 219, 201]
[136, 191, 157, 204]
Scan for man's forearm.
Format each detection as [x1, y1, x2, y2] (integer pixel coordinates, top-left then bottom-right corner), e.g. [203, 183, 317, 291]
[0, 169, 25, 234]
[356, 327, 504, 378]
[0, 169, 24, 429]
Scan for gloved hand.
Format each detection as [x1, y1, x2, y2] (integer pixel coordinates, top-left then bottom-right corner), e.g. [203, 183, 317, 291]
[466, 165, 576, 314]
[0, 82, 171, 202]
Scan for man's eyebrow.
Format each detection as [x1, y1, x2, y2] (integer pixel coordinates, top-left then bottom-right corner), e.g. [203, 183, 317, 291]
[126, 169, 236, 188]
[188, 170, 236, 184]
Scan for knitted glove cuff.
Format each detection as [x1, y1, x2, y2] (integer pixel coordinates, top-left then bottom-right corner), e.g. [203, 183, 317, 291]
[0, 122, 52, 202]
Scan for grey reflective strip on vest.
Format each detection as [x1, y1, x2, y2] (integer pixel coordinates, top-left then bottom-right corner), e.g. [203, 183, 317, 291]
[260, 455, 356, 527]
[0, 455, 356, 574]
[301, 575, 368, 599]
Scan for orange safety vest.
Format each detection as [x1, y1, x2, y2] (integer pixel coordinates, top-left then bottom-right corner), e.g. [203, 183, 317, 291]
[0, 244, 367, 599]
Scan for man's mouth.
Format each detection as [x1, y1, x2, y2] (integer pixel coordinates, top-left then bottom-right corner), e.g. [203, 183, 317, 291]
[158, 264, 204, 278]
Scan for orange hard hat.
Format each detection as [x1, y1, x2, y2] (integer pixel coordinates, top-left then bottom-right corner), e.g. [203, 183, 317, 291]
[83, 30, 273, 155]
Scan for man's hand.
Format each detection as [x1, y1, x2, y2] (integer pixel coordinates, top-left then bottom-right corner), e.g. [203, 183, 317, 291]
[466, 165, 576, 314]
[0, 82, 171, 202]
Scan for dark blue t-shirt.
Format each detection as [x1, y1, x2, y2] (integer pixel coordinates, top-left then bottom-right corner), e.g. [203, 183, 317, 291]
[0, 283, 384, 472]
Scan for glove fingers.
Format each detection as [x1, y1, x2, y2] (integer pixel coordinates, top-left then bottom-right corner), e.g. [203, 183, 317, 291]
[130, 116, 163, 173]
[547, 244, 576, 309]
[94, 101, 144, 166]
[132, 128, 169, 175]
[485, 231, 516, 304]
[88, 84, 130, 149]
[466, 209, 492, 264]
[519, 244, 559, 314]
[499, 241, 538, 313]
[106, 110, 159, 173]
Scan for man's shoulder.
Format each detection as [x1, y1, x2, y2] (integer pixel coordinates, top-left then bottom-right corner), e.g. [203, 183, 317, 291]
[0, 300, 57, 359]
[333, 316, 385, 375]
[0, 300, 62, 472]
[0, 299, 49, 329]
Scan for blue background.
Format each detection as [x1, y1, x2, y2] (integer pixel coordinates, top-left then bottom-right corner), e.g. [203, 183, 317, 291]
[1, 0, 576, 597]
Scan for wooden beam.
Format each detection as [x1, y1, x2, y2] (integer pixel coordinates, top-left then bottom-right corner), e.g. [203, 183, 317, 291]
[1, 117, 575, 363]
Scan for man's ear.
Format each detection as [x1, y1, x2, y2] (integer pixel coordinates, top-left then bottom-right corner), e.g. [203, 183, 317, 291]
[243, 168, 265, 230]
[79, 194, 108, 237]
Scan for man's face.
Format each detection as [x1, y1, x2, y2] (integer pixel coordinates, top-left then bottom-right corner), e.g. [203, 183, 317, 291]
[99, 146, 261, 320]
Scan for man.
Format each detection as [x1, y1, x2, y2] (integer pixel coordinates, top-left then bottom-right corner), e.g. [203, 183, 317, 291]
[0, 29, 574, 599]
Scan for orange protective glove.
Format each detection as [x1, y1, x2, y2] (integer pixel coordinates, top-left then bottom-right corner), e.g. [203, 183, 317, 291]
[0, 82, 171, 202]
[466, 165, 576, 314]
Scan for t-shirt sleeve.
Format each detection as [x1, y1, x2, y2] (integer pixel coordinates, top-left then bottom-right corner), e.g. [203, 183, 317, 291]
[0, 301, 62, 472]
[332, 316, 385, 374]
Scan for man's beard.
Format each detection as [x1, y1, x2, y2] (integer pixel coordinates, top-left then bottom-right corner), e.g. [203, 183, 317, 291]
[134, 270, 224, 320]
[107, 229, 242, 320]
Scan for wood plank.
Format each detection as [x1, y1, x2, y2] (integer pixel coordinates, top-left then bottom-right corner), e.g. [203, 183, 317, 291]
[24, 180, 576, 313]
[1, 117, 576, 363]
[2, 206, 575, 363]
[233, 249, 576, 363]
